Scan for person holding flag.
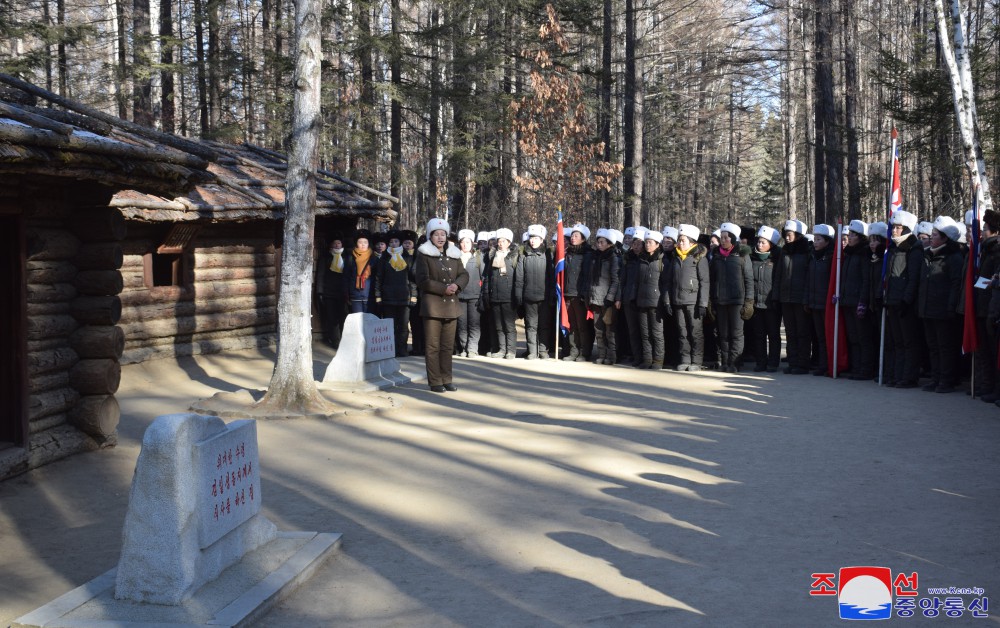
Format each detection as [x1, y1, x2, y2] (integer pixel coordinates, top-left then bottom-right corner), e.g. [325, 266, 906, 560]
[883, 210, 924, 388]
[917, 216, 965, 393]
[516, 224, 554, 360]
[553, 215, 571, 358]
[866, 222, 891, 382]
[774, 220, 812, 374]
[806, 224, 836, 376]
[562, 224, 594, 362]
[972, 210, 1000, 403]
[839, 220, 874, 380]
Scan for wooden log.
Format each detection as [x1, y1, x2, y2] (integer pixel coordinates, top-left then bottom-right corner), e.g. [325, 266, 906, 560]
[26, 260, 77, 284]
[27, 346, 79, 376]
[27, 301, 71, 317]
[121, 292, 275, 318]
[194, 265, 276, 282]
[27, 282, 77, 304]
[28, 386, 80, 422]
[74, 270, 123, 296]
[118, 307, 277, 340]
[120, 254, 147, 270]
[75, 243, 124, 270]
[69, 395, 120, 439]
[27, 337, 70, 352]
[70, 325, 125, 359]
[26, 314, 78, 339]
[122, 327, 277, 364]
[194, 253, 274, 269]
[30, 413, 70, 435]
[71, 295, 122, 325]
[69, 358, 121, 395]
[29, 370, 70, 395]
[26, 228, 80, 261]
[120, 278, 273, 304]
[195, 242, 276, 255]
[195, 279, 275, 300]
[71, 209, 127, 242]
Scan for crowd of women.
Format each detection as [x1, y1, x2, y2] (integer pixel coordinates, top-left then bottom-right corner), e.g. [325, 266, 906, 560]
[316, 209, 1000, 403]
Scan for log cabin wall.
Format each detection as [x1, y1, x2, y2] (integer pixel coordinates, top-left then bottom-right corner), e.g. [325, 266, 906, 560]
[118, 221, 280, 364]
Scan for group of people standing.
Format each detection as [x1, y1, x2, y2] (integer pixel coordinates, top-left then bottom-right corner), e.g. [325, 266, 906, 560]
[316, 208, 1000, 405]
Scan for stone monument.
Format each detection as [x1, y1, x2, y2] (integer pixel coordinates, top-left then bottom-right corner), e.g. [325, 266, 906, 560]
[322, 312, 418, 390]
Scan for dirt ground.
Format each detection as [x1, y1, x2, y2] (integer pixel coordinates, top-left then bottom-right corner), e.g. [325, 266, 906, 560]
[2, 341, 1000, 627]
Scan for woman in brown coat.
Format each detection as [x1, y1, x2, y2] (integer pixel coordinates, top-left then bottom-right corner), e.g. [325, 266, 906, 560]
[415, 218, 470, 392]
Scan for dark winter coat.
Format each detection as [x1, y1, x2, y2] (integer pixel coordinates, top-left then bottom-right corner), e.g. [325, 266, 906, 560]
[806, 243, 835, 311]
[515, 244, 554, 303]
[917, 240, 964, 319]
[972, 235, 1000, 316]
[773, 238, 812, 304]
[458, 250, 486, 301]
[319, 250, 348, 298]
[635, 248, 668, 309]
[866, 245, 887, 310]
[563, 244, 592, 299]
[709, 244, 754, 306]
[588, 246, 621, 305]
[838, 242, 870, 308]
[486, 248, 519, 304]
[619, 249, 641, 303]
[884, 234, 924, 307]
[664, 244, 709, 308]
[415, 241, 470, 319]
[749, 248, 778, 309]
[343, 251, 377, 303]
[374, 250, 416, 306]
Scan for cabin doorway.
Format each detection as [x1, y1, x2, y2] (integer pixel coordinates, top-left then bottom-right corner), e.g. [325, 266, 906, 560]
[0, 211, 27, 448]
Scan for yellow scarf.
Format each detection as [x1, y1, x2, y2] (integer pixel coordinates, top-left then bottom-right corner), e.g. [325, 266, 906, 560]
[353, 248, 372, 289]
[387, 246, 407, 271]
[676, 244, 695, 261]
[328, 248, 344, 272]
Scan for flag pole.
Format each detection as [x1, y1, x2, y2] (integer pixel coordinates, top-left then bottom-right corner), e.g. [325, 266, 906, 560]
[878, 129, 898, 386]
[833, 219, 843, 378]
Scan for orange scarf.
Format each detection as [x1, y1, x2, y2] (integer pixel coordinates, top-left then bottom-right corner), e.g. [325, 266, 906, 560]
[353, 248, 372, 289]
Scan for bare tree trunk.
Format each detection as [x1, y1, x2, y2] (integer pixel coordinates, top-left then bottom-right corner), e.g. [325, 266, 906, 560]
[194, 0, 209, 135]
[843, 0, 860, 219]
[600, 0, 612, 223]
[622, 0, 636, 227]
[207, 0, 222, 131]
[256, 0, 330, 414]
[133, 0, 154, 126]
[389, 0, 402, 210]
[115, 0, 128, 118]
[427, 6, 440, 220]
[160, 0, 175, 133]
[57, 0, 68, 95]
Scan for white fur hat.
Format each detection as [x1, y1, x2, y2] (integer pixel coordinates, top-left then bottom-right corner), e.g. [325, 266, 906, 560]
[522, 231, 529, 242]
[662, 226, 679, 242]
[458, 229, 476, 242]
[571, 223, 591, 240]
[783, 219, 806, 235]
[848, 220, 868, 236]
[957, 222, 967, 243]
[426, 217, 450, 235]
[624, 226, 636, 237]
[712, 229, 722, 239]
[476, 231, 490, 242]
[916, 221, 934, 236]
[965, 209, 981, 227]
[678, 224, 700, 241]
[757, 226, 780, 245]
[805, 234, 815, 242]
[595, 228, 613, 243]
[932, 216, 960, 241]
[812, 224, 835, 239]
[551, 231, 559, 242]
[644, 230, 663, 244]
[868, 222, 888, 239]
[633, 227, 647, 242]
[890, 209, 918, 231]
[489, 230, 497, 239]
[495, 227, 514, 242]
[720, 222, 741, 239]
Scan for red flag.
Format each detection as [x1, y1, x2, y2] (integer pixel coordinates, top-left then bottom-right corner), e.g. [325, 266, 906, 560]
[889, 128, 902, 216]
[826, 230, 848, 376]
[554, 212, 570, 333]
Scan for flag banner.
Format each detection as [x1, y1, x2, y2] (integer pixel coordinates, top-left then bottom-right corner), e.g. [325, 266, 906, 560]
[555, 211, 570, 335]
[827, 221, 849, 375]
[881, 129, 902, 295]
[962, 193, 980, 354]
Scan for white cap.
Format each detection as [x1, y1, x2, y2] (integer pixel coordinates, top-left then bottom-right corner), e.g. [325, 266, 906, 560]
[932, 216, 960, 241]
[426, 217, 450, 235]
[571, 223, 591, 240]
[805, 234, 815, 242]
[552, 231, 559, 242]
[757, 226, 780, 245]
[633, 226, 647, 242]
[868, 222, 888, 239]
[595, 228, 613, 243]
[848, 220, 868, 236]
[522, 231, 529, 242]
[783, 219, 806, 235]
[956, 222, 967, 243]
[624, 226, 636, 237]
[720, 222, 741, 239]
[812, 224, 835, 238]
[489, 230, 497, 239]
[458, 229, 476, 242]
[476, 231, 490, 242]
[608, 229, 624, 245]
[678, 224, 700, 242]
[495, 228, 514, 242]
[889, 209, 918, 231]
[662, 226, 679, 242]
[644, 230, 663, 244]
[527, 224, 546, 239]
[916, 221, 934, 236]
[965, 209, 981, 227]
[712, 229, 722, 239]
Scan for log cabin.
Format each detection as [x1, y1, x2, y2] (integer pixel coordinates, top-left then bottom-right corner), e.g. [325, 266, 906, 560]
[0, 76, 395, 480]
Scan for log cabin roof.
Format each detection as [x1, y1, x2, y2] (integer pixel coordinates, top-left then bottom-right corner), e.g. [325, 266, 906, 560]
[0, 74, 396, 224]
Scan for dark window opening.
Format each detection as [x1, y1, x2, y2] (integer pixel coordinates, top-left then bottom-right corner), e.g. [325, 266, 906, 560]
[149, 252, 185, 287]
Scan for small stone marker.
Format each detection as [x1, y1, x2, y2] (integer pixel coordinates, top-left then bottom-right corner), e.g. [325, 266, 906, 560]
[115, 413, 278, 605]
[322, 312, 417, 390]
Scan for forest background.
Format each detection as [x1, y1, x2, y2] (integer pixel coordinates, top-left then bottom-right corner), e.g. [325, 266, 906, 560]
[1, 0, 997, 234]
